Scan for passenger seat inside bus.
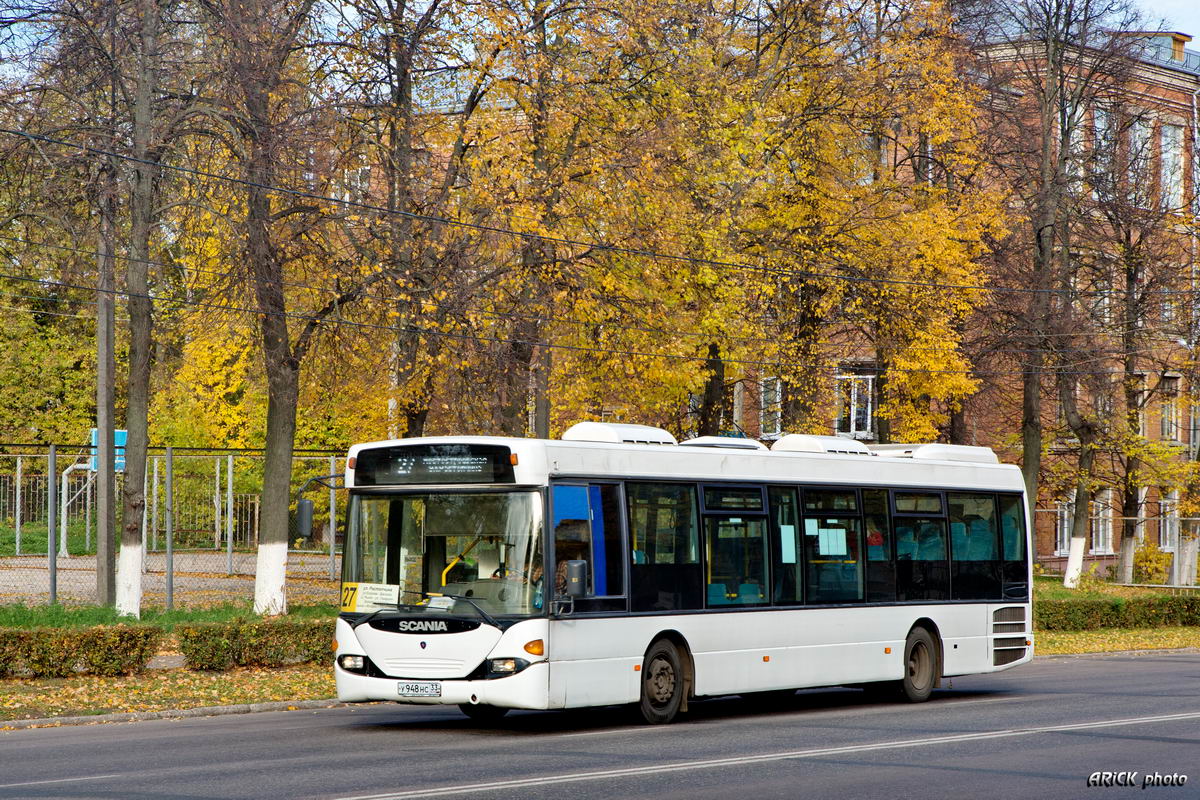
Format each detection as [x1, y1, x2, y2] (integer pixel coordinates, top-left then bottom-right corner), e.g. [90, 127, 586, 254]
[708, 583, 731, 605]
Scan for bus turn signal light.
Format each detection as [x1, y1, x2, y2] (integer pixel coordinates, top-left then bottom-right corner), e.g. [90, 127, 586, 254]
[331, 639, 338, 652]
[524, 639, 544, 656]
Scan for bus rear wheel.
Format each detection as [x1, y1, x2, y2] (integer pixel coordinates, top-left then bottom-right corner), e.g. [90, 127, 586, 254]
[458, 703, 509, 722]
[900, 628, 938, 703]
[639, 640, 685, 724]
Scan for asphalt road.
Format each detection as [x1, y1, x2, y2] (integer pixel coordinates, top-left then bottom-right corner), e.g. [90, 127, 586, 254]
[2, 651, 1198, 800]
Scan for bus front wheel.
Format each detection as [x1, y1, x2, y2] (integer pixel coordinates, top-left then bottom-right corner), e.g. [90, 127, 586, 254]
[900, 628, 938, 703]
[639, 640, 685, 724]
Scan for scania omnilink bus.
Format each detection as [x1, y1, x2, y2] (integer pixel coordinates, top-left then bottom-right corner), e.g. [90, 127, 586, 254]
[332, 422, 1032, 723]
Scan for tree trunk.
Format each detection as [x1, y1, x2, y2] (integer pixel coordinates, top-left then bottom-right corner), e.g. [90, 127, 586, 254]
[1062, 450, 1095, 588]
[245, 80, 296, 615]
[96, 155, 118, 607]
[117, 0, 160, 618]
[254, 348, 299, 615]
[698, 343, 724, 436]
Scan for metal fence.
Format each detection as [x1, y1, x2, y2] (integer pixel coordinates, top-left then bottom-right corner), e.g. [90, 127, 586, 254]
[0, 447, 344, 608]
[1033, 508, 1200, 586]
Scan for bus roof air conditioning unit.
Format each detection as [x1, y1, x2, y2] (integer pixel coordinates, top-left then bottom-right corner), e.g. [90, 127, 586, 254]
[679, 436, 769, 451]
[561, 422, 678, 445]
[770, 434, 874, 456]
[868, 443, 999, 464]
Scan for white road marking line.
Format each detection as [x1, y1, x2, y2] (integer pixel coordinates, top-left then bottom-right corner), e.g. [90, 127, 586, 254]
[332, 710, 1200, 800]
[0, 774, 121, 789]
[559, 725, 667, 738]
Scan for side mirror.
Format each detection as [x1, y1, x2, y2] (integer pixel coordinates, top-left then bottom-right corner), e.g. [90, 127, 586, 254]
[297, 498, 314, 540]
[566, 560, 587, 598]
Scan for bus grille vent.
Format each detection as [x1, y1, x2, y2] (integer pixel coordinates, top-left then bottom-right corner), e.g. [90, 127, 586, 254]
[994, 648, 1026, 666]
[993, 606, 1026, 623]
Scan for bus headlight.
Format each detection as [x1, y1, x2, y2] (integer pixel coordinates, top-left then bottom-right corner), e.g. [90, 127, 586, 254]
[484, 657, 530, 677]
[338, 654, 365, 672]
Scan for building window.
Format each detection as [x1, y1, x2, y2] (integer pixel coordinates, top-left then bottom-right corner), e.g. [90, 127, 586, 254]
[1129, 116, 1155, 183]
[1135, 374, 1147, 436]
[1160, 490, 1179, 552]
[760, 377, 782, 439]
[1161, 124, 1184, 209]
[1055, 499, 1073, 556]
[1091, 105, 1116, 197]
[1090, 489, 1114, 555]
[1159, 376, 1180, 441]
[835, 374, 874, 439]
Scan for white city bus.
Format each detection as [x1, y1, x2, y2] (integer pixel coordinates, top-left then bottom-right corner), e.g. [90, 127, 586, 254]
[332, 422, 1033, 724]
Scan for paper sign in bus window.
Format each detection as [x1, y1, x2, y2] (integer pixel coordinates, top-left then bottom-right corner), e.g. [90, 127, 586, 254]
[819, 526, 848, 556]
[780, 525, 797, 563]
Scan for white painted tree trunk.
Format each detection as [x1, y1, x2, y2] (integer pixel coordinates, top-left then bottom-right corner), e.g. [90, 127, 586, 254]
[254, 540, 288, 615]
[115, 542, 142, 617]
[1178, 536, 1199, 587]
[1062, 536, 1087, 588]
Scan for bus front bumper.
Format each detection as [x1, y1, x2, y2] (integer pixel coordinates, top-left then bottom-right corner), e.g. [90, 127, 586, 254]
[335, 661, 551, 710]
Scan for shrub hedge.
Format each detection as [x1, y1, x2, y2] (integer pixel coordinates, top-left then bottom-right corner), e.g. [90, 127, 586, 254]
[0, 625, 162, 678]
[1035, 595, 1200, 631]
[177, 619, 333, 670]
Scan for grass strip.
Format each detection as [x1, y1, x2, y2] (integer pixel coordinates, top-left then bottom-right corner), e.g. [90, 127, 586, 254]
[0, 663, 335, 723]
[1036, 626, 1200, 655]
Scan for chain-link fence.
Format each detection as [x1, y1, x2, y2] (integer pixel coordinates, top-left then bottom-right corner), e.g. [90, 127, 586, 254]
[0, 446, 344, 608]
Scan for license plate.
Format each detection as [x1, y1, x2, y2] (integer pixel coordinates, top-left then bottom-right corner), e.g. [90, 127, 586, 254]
[397, 681, 442, 697]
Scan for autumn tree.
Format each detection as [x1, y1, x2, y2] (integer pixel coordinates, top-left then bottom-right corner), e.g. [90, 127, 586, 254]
[960, 0, 1147, 584]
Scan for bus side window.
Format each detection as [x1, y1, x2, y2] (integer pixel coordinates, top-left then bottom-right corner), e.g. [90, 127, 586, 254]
[627, 483, 703, 612]
[998, 494, 1029, 600]
[948, 493, 1001, 600]
[863, 489, 895, 602]
[551, 485, 591, 592]
[550, 484, 627, 613]
[768, 486, 802, 605]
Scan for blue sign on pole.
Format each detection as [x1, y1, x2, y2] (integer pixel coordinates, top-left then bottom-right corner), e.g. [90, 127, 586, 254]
[89, 428, 127, 472]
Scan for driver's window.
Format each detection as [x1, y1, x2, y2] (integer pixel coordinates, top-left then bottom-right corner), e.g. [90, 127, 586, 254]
[551, 483, 627, 612]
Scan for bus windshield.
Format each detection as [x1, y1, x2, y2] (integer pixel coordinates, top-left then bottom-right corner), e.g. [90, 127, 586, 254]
[342, 491, 544, 618]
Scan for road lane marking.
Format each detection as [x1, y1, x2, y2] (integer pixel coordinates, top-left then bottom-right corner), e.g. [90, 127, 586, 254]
[0, 774, 121, 789]
[332, 710, 1200, 800]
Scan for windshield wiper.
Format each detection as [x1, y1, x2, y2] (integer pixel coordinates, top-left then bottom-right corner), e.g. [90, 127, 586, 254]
[431, 592, 502, 629]
[351, 590, 423, 629]
[351, 590, 501, 630]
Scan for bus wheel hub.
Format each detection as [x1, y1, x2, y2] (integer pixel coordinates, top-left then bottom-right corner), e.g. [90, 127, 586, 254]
[648, 658, 675, 703]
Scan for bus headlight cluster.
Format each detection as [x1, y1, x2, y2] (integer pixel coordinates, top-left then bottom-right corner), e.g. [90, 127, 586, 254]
[338, 654, 366, 672]
[485, 657, 530, 677]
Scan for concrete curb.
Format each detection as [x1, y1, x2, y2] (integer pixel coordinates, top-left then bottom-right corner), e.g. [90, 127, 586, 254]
[1, 698, 346, 730]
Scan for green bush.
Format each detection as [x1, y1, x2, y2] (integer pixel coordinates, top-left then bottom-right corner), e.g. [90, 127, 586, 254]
[1035, 595, 1200, 631]
[0, 625, 161, 678]
[177, 619, 333, 671]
